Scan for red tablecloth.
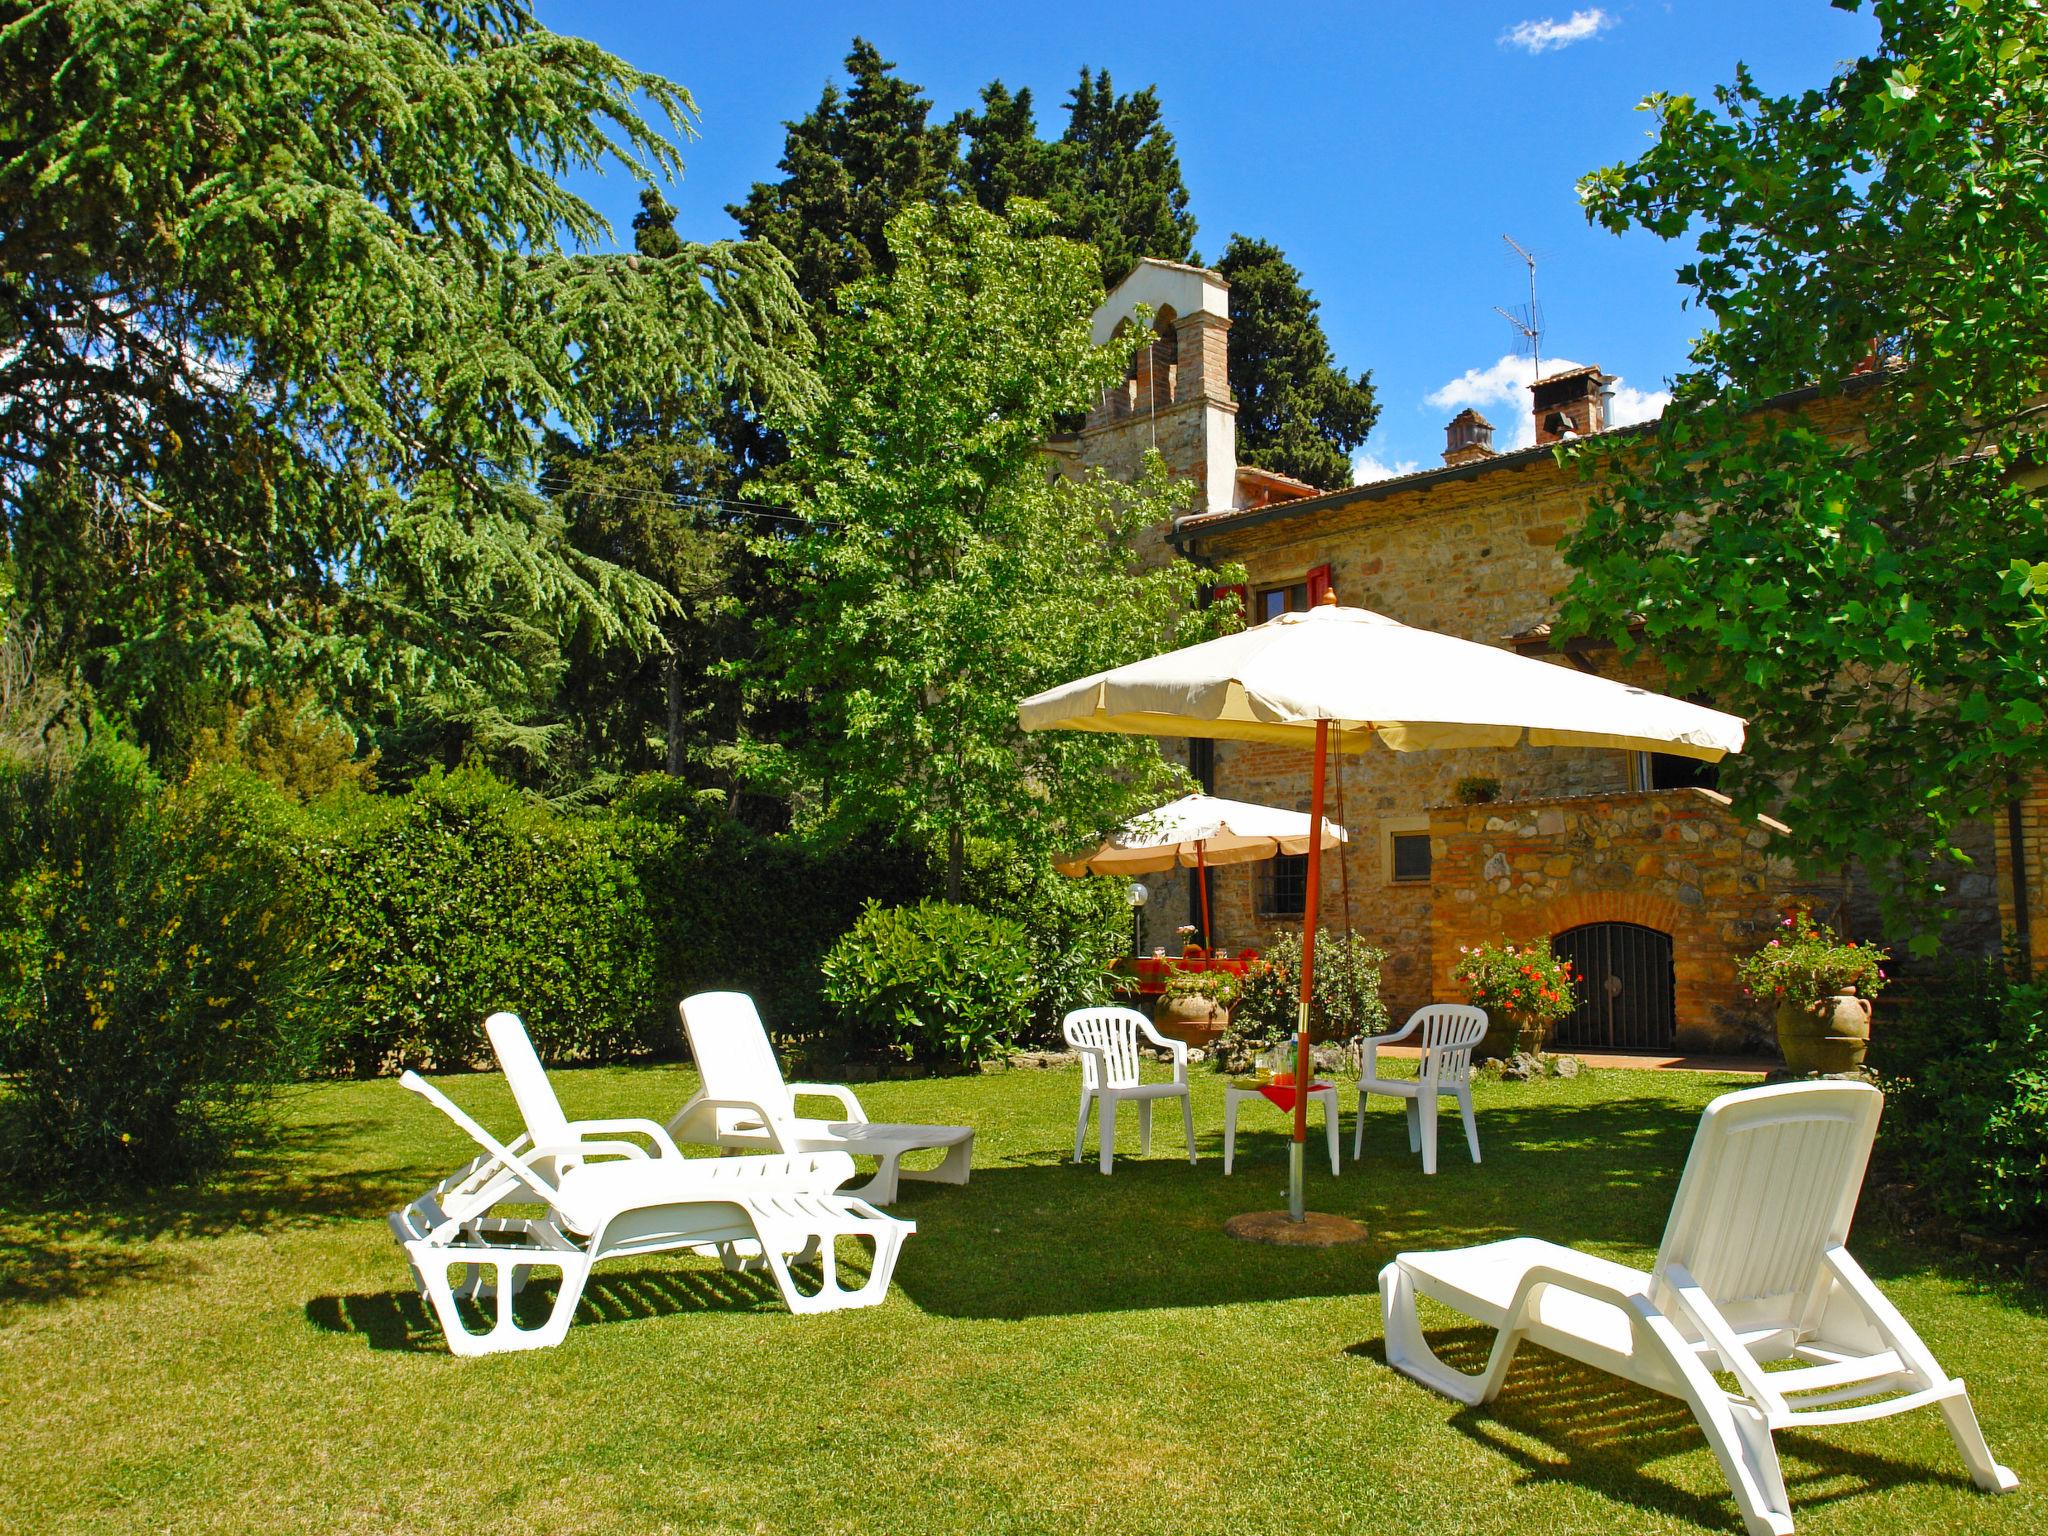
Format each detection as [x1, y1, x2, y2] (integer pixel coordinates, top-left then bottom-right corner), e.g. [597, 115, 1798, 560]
[1253, 1080, 1336, 1113]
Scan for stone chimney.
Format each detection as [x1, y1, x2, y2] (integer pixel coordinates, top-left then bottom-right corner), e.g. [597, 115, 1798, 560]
[1441, 407, 1497, 467]
[1530, 365, 1615, 446]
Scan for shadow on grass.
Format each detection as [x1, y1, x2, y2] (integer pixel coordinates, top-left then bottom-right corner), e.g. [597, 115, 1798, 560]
[1344, 1326, 1989, 1534]
[0, 1113, 419, 1323]
[890, 1092, 1706, 1320]
[307, 1258, 837, 1353]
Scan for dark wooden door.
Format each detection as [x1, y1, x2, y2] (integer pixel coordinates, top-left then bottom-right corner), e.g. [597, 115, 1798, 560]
[1550, 922, 1676, 1050]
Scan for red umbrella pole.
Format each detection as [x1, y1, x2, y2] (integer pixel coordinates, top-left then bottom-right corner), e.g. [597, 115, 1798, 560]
[1290, 718, 1330, 1222]
[1196, 842, 1212, 949]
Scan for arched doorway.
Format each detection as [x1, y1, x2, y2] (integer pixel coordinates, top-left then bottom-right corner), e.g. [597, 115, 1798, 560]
[1550, 922, 1675, 1050]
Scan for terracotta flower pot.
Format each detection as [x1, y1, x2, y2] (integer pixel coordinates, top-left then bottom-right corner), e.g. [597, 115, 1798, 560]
[1775, 992, 1871, 1075]
[1153, 995, 1229, 1047]
[1475, 1008, 1550, 1061]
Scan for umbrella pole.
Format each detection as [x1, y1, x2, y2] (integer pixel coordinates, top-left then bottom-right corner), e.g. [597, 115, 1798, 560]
[1197, 843, 1212, 950]
[1290, 719, 1330, 1222]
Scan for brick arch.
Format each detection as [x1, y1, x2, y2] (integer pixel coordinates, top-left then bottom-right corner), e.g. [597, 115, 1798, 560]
[1539, 889, 1687, 941]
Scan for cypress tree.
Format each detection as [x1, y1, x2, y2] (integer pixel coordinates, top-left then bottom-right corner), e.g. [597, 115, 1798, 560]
[1215, 234, 1380, 491]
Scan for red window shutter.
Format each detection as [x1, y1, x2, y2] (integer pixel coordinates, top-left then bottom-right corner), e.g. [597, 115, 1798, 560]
[1305, 563, 1333, 607]
[1211, 583, 1248, 617]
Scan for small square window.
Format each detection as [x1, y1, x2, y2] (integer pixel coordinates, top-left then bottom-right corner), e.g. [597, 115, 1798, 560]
[1259, 853, 1308, 916]
[1391, 833, 1432, 883]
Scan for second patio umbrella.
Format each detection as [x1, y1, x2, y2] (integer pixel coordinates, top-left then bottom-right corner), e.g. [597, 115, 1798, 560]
[1054, 791, 1348, 946]
[1020, 594, 1745, 1224]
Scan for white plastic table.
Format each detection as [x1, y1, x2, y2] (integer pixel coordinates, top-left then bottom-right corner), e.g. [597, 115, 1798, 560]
[1222, 1079, 1341, 1175]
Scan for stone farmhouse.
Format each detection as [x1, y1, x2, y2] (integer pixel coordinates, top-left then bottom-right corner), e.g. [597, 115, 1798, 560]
[1061, 259, 2033, 1054]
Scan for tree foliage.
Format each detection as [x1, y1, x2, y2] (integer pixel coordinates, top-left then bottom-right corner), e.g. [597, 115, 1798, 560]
[1214, 235, 1381, 490]
[760, 203, 1233, 897]
[1559, 0, 2048, 943]
[957, 70, 1200, 289]
[729, 37, 958, 310]
[0, 0, 815, 756]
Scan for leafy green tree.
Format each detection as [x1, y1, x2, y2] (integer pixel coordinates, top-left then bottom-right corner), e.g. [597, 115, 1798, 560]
[1214, 235, 1381, 490]
[761, 202, 1232, 899]
[729, 38, 959, 309]
[0, 0, 814, 759]
[1559, 0, 2048, 944]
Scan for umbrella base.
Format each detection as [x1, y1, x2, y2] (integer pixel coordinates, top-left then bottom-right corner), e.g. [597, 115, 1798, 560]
[1224, 1210, 1369, 1247]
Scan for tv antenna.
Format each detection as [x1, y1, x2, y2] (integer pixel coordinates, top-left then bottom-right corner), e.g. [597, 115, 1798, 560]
[1493, 234, 1543, 384]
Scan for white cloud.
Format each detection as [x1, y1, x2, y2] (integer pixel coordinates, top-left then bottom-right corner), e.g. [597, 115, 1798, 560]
[1500, 9, 1615, 54]
[1352, 452, 1422, 485]
[1424, 353, 1670, 450]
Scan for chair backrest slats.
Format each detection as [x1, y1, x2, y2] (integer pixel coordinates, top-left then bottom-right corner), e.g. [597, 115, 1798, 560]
[1061, 1007, 1152, 1089]
[680, 992, 797, 1129]
[1407, 1004, 1488, 1087]
[1650, 1081, 1882, 1336]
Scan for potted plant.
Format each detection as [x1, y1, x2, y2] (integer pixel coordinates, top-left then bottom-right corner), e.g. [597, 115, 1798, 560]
[1736, 911, 1888, 1073]
[1450, 941, 1579, 1059]
[1154, 967, 1241, 1046]
[1452, 774, 1502, 806]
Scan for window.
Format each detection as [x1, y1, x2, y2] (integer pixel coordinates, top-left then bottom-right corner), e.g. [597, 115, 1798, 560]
[1391, 835, 1432, 883]
[1259, 853, 1307, 917]
[1257, 581, 1308, 623]
[1631, 750, 1720, 792]
[1379, 814, 1433, 884]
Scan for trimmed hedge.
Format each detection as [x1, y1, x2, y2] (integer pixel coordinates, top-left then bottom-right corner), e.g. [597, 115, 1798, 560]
[304, 769, 659, 1073]
[309, 769, 928, 1073]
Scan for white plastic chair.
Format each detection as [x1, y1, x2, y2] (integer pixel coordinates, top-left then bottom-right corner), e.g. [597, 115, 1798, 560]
[390, 1012, 914, 1354]
[1379, 1081, 2018, 1536]
[668, 992, 973, 1205]
[1061, 1006, 1197, 1175]
[1353, 1003, 1487, 1174]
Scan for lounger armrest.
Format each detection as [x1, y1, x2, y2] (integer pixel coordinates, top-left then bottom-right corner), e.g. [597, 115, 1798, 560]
[786, 1083, 869, 1124]
[666, 1094, 796, 1150]
[565, 1117, 685, 1160]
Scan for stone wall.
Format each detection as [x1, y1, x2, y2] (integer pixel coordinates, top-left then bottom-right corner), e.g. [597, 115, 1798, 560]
[1427, 788, 1809, 1053]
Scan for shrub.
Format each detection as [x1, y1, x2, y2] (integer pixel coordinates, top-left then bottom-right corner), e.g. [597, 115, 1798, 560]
[0, 746, 322, 1187]
[617, 779, 929, 1049]
[819, 899, 1032, 1066]
[1451, 941, 1578, 1033]
[1230, 929, 1388, 1044]
[1873, 955, 2048, 1241]
[1162, 967, 1240, 1006]
[303, 768, 657, 1072]
[962, 849, 1123, 1044]
[1736, 910, 1889, 1006]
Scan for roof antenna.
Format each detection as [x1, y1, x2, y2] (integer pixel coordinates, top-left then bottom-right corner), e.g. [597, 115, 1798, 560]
[1493, 234, 1543, 385]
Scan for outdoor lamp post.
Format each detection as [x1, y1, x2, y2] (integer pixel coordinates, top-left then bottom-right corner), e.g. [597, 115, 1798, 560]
[1126, 880, 1148, 958]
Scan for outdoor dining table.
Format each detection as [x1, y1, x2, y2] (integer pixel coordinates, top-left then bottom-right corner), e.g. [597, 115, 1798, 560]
[1222, 1076, 1340, 1176]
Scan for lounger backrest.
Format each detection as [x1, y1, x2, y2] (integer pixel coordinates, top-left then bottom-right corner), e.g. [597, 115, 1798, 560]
[1412, 1004, 1488, 1089]
[484, 1011, 574, 1154]
[1649, 1080, 1883, 1336]
[680, 992, 797, 1131]
[1062, 1007, 1151, 1090]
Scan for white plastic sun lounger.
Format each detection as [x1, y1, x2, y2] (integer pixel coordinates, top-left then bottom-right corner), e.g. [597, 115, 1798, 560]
[667, 991, 974, 1205]
[389, 1012, 914, 1355]
[1378, 1081, 2017, 1535]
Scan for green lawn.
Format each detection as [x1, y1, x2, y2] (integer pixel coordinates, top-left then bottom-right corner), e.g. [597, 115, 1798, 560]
[1, 1063, 2040, 1535]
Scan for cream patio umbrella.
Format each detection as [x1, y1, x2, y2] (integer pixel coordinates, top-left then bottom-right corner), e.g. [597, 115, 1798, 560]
[1054, 792, 1348, 945]
[1019, 594, 1745, 1226]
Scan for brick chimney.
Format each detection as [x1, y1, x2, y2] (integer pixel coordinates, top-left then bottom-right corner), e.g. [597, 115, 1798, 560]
[1530, 365, 1615, 446]
[1441, 408, 1497, 467]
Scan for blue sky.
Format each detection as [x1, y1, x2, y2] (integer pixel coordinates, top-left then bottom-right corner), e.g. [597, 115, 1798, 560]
[540, 1, 1877, 483]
